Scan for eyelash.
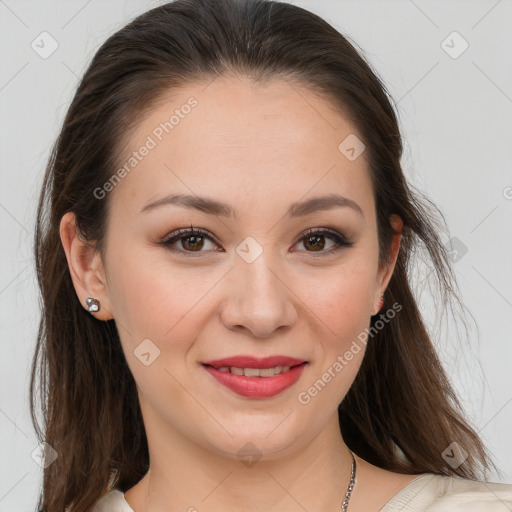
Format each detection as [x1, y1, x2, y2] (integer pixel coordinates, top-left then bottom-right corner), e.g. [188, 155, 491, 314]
[159, 225, 354, 257]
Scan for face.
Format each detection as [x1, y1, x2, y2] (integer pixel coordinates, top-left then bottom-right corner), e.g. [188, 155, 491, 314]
[72, 75, 401, 462]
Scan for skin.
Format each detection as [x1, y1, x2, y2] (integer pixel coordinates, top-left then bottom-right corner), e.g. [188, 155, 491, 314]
[60, 74, 420, 511]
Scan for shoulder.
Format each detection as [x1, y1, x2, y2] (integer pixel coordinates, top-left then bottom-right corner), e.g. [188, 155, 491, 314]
[92, 488, 134, 512]
[381, 473, 512, 511]
[431, 475, 512, 510]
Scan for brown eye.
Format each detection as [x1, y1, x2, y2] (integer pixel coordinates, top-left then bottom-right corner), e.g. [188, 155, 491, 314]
[181, 233, 205, 251]
[160, 227, 219, 254]
[303, 233, 327, 251]
[295, 228, 354, 256]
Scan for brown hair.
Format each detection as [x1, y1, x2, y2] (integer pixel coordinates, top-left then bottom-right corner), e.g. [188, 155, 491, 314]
[30, 0, 499, 510]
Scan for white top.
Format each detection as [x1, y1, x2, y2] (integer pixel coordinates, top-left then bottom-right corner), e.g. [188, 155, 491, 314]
[92, 473, 512, 511]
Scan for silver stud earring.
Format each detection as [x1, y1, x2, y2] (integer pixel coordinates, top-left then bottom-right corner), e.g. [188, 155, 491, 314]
[86, 297, 100, 313]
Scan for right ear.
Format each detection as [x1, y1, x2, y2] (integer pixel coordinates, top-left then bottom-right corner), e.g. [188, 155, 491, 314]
[59, 212, 114, 321]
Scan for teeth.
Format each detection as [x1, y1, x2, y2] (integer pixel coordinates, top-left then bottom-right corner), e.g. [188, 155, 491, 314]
[214, 365, 294, 377]
[258, 367, 276, 377]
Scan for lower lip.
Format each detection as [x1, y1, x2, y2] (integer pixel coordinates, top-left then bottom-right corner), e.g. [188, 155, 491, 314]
[202, 363, 308, 398]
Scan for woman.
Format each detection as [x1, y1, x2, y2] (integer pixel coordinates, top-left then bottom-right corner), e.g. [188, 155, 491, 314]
[31, 0, 512, 511]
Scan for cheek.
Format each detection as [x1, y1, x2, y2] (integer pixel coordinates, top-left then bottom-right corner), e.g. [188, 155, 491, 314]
[295, 260, 376, 335]
[107, 254, 201, 401]
[106, 246, 178, 339]
[299, 268, 374, 395]
[106, 245, 220, 354]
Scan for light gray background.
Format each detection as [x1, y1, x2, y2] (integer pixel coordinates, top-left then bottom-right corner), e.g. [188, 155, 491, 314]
[1, 0, 511, 510]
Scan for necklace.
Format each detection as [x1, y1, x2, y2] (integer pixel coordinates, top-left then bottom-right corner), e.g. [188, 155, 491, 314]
[341, 451, 357, 511]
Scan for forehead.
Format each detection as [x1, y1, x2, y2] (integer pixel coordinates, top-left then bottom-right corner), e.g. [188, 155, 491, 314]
[111, 75, 374, 219]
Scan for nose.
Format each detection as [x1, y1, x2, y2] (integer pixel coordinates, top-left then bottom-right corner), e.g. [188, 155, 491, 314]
[219, 249, 298, 338]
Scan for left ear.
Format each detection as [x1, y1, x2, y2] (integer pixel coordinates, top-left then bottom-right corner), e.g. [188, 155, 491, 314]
[372, 214, 403, 315]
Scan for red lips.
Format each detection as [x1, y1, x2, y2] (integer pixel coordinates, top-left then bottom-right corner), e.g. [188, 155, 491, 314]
[202, 355, 307, 369]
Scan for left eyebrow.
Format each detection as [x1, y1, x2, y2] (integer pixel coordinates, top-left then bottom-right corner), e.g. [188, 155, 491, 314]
[140, 192, 364, 219]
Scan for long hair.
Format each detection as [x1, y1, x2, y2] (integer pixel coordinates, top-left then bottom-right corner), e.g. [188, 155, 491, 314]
[30, 0, 499, 510]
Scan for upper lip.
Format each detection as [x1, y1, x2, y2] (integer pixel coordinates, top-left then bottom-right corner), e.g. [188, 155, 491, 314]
[202, 356, 308, 369]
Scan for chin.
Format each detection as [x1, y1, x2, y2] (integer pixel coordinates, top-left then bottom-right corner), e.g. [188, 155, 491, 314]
[204, 427, 301, 463]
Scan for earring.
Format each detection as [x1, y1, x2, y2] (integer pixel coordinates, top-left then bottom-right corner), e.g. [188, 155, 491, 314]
[86, 297, 100, 313]
[378, 296, 384, 311]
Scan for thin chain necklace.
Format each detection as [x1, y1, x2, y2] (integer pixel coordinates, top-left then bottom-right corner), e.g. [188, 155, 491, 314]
[341, 451, 357, 511]
[143, 451, 357, 511]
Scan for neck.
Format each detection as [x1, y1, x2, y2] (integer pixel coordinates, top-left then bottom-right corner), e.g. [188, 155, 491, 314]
[126, 412, 355, 512]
